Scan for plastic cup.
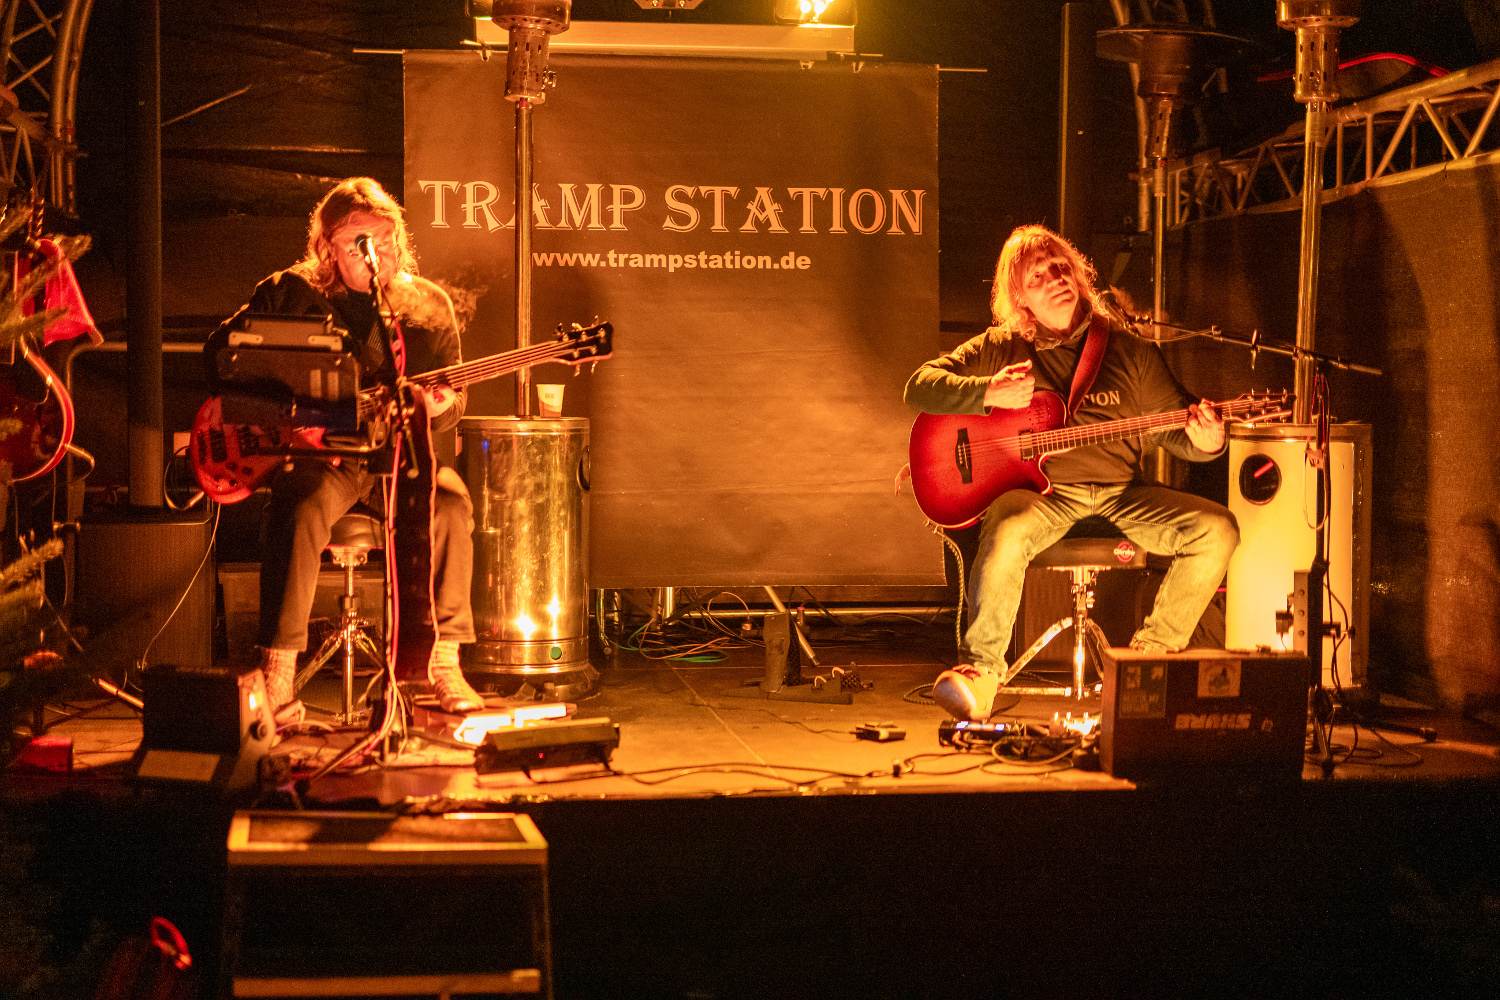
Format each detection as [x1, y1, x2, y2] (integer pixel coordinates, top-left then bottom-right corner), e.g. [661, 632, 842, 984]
[536, 383, 565, 417]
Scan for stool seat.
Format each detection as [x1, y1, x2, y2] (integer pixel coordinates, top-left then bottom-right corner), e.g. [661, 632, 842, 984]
[1031, 536, 1147, 570]
[1001, 522, 1162, 699]
[327, 502, 384, 563]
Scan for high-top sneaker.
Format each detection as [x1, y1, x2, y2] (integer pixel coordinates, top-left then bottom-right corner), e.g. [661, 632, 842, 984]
[260, 647, 304, 726]
[428, 640, 484, 714]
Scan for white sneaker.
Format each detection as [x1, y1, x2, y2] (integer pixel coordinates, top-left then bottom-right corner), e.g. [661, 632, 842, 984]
[932, 664, 1000, 722]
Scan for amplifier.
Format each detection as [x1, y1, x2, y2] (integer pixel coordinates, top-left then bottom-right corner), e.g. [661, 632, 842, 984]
[132, 664, 275, 792]
[1100, 649, 1309, 782]
[77, 512, 215, 672]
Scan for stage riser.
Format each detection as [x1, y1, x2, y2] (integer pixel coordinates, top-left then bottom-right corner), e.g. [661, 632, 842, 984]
[4, 782, 1499, 998]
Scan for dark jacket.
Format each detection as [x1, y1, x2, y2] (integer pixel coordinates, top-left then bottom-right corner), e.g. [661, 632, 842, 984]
[204, 269, 467, 433]
[904, 309, 1222, 485]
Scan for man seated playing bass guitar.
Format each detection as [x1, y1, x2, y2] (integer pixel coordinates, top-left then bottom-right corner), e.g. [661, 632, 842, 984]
[204, 177, 483, 720]
[904, 224, 1238, 722]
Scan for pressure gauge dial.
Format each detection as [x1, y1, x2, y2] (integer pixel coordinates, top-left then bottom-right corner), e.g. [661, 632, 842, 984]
[1238, 453, 1282, 505]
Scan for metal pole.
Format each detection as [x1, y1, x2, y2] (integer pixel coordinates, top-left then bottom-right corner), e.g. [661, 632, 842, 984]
[1278, 1, 1361, 423]
[491, 1, 571, 416]
[1153, 146, 1168, 321]
[515, 96, 534, 415]
[1292, 101, 1328, 422]
[127, 0, 163, 508]
[1106, 0, 1151, 246]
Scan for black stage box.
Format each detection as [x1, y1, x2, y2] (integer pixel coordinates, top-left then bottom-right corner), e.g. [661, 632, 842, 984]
[223, 811, 552, 999]
[1100, 649, 1309, 782]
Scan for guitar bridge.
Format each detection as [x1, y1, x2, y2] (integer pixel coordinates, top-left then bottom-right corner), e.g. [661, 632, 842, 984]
[206, 427, 227, 465]
[954, 427, 973, 485]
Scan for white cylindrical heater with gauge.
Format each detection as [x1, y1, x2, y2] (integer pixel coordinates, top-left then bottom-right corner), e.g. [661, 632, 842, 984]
[1225, 422, 1372, 689]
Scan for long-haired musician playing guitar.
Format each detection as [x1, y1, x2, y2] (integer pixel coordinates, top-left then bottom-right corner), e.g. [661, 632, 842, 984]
[203, 177, 483, 722]
[905, 224, 1238, 723]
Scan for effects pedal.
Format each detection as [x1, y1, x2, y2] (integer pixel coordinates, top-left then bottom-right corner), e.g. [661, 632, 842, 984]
[854, 722, 905, 742]
[474, 717, 619, 775]
[938, 719, 1021, 746]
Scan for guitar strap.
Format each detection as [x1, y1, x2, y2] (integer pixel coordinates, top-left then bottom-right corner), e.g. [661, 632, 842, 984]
[1065, 311, 1111, 418]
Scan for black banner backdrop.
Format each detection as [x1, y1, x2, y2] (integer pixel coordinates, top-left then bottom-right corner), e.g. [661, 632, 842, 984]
[404, 52, 942, 588]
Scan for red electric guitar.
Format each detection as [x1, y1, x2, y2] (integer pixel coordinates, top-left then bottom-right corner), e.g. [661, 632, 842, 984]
[190, 320, 612, 504]
[907, 389, 1292, 528]
[1, 199, 94, 483]
[0, 341, 74, 482]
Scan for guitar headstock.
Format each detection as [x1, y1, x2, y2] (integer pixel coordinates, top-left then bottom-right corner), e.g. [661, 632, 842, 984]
[1229, 389, 1294, 423]
[553, 320, 613, 366]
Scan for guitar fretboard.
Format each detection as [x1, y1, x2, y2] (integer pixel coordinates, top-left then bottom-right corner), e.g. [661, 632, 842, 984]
[969, 395, 1287, 459]
[409, 338, 597, 390]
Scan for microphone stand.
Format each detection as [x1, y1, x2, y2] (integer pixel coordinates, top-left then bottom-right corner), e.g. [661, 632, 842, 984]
[353, 240, 419, 761]
[1128, 315, 1383, 377]
[358, 239, 423, 478]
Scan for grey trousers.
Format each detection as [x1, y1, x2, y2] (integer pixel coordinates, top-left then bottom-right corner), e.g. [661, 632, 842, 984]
[258, 457, 477, 651]
[962, 481, 1239, 671]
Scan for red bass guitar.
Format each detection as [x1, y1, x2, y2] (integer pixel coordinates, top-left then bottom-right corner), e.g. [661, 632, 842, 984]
[190, 321, 612, 504]
[907, 390, 1291, 528]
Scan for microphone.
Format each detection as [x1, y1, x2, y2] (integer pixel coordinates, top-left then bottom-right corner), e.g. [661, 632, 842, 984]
[355, 233, 378, 270]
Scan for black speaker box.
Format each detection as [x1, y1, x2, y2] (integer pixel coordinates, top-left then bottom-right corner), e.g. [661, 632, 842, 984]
[132, 664, 275, 792]
[77, 511, 215, 671]
[1100, 649, 1309, 782]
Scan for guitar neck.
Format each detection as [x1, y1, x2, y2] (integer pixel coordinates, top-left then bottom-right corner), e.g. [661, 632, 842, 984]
[408, 340, 578, 391]
[1034, 398, 1264, 454]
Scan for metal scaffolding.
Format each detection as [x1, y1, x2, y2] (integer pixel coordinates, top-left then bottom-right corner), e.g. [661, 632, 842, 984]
[1160, 57, 1500, 226]
[0, 0, 92, 214]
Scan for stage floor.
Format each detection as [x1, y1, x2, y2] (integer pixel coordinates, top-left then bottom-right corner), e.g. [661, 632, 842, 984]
[18, 619, 1500, 802]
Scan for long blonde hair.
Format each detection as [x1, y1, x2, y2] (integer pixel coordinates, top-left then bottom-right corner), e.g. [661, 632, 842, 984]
[290, 177, 418, 296]
[989, 224, 1104, 341]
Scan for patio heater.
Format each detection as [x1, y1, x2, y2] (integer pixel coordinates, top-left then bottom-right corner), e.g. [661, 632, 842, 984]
[472, 0, 572, 415]
[1278, 0, 1361, 423]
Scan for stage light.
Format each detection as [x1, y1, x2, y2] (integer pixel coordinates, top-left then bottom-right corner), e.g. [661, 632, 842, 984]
[452, 703, 571, 745]
[772, 0, 856, 26]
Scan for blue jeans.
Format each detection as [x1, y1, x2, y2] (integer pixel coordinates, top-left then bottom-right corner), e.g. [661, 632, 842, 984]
[962, 482, 1239, 671]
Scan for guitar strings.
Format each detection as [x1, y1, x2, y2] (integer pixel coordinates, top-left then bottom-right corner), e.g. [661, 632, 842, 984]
[950, 399, 1279, 457]
[412, 333, 604, 388]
